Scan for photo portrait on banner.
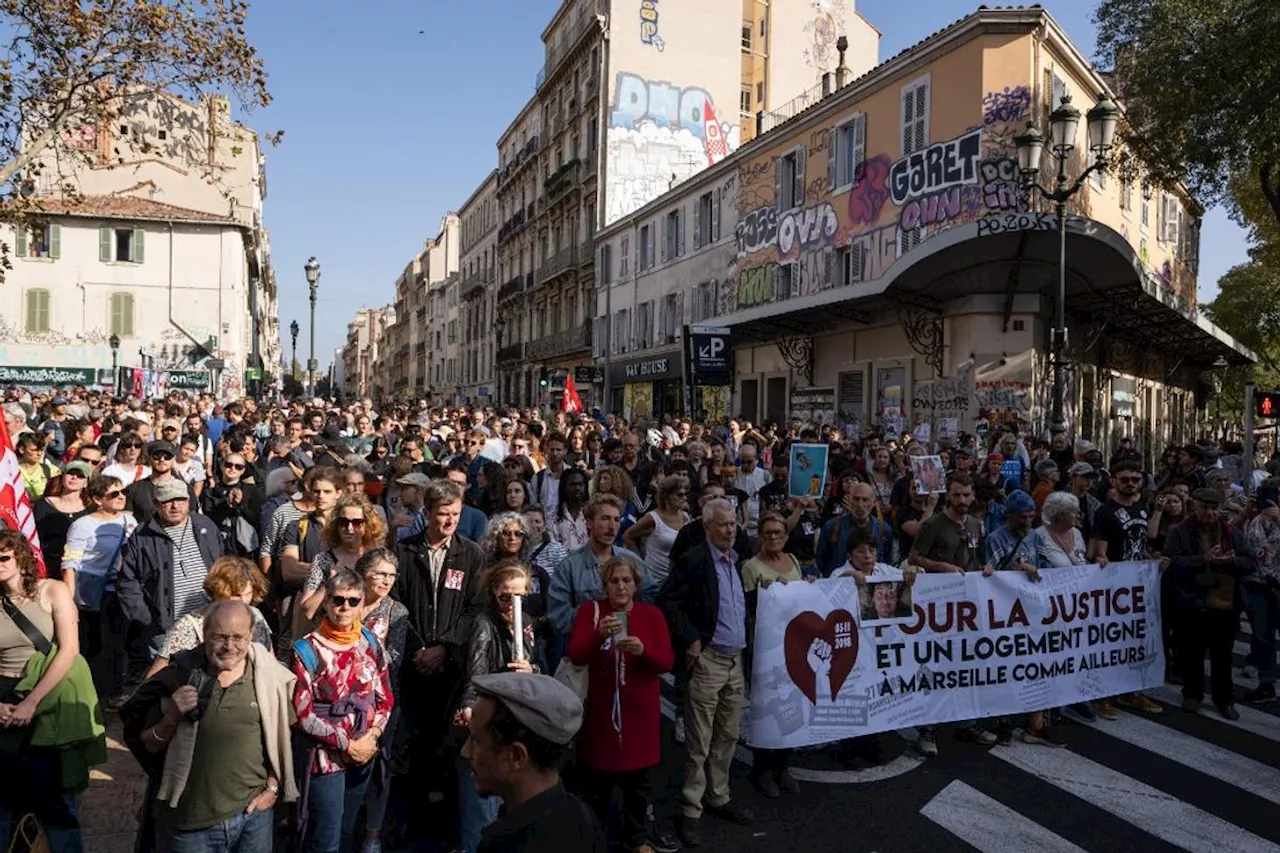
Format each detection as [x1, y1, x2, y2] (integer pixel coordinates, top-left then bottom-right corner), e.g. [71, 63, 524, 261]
[747, 561, 1165, 749]
[788, 443, 830, 499]
[911, 454, 947, 494]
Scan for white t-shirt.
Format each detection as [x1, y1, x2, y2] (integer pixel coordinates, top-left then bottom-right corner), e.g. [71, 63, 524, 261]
[102, 462, 151, 487]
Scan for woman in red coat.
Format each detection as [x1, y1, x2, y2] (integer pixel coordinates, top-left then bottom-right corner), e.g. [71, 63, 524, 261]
[568, 555, 674, 853]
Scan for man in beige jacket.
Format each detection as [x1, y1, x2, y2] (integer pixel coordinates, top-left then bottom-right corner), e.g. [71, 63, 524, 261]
[122, 600, 297, 852]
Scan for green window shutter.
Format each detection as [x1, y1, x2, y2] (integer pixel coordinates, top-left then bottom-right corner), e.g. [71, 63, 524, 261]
[123, 294, 135, 336]
[132, 228, 145, 263]
[37, 290, 49, 332]
[49, 224, 61, 260]
[24, 291, 35, 332]
[14, 226, 26, 258]
[99, 227, 111, 262]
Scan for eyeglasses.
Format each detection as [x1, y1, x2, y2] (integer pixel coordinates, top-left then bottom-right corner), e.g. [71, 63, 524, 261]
[368, 571, 397, 582]
[762, 529, 786, 538]
[209, 632, 249, 646]
[497, 592, 524, 604]
[329, 595, 362, 608]
[499, 529, 526, 538]
[336, 517, 366, 529]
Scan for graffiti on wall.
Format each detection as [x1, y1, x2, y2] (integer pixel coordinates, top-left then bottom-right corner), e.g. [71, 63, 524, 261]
[607, 72, 739, 222]
[639, 0, 665, 51]
[888, 129, 983, 206]
[981, 85, 1031, 151]
[733, 202, 839, 261]
[979, 157, 1025, 212]
[802, 0, 846, 78]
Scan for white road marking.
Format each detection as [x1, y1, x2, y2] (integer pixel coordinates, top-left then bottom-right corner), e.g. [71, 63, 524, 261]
[994, 743, 1280, 853]
[1145, 684, 1280, 743]
[921, 780, 1088, 853]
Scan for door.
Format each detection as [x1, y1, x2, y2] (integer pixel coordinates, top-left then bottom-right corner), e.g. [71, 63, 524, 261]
[739, 378, 759, 423]
[766, 376, 788, 425]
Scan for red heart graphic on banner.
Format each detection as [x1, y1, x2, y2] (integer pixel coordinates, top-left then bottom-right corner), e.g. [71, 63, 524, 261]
[783, 609, 859, 705]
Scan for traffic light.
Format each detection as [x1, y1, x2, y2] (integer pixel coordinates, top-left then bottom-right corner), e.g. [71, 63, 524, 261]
[539, 370, 549, 389]
[1257, 391, 1280, 419]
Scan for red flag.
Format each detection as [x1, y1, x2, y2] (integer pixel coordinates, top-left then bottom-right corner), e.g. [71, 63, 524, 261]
[562, 373, 585, 415]
[0, 418, 46, 577]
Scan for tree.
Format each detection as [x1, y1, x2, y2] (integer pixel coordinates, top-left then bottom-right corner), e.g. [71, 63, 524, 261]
[1203, 260, 1280, 424]
[1094, 0, 1280, 228]
[0, 0, 273, 240]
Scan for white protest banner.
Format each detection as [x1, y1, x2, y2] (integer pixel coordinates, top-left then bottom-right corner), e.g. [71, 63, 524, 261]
[747, 561, 1163, 749]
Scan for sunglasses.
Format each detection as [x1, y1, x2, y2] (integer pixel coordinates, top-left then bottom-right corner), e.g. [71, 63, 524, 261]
[0, 554, 12, 564]
[499, 529, 526, 538]
[64, 470, 86, 478]
[330, 595, 362, 608]
[224, 462, 246, 471]
[150, 452, 175, 461]
[103, 489, 124, 500]
[467, 441, 483, 447]
[157, 497, 188, 505]
[336, 517, 366, 529]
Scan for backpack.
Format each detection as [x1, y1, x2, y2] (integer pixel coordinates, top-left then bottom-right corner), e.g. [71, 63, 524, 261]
[291, 626, 380, 675]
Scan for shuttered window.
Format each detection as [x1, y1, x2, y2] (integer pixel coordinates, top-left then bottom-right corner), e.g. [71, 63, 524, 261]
[109, 292, 135, 337]
[838, 370, 865, 423]
[24, 288, 50, 333]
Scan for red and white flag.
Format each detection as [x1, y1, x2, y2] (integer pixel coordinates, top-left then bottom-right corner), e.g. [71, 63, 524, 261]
[562, 373, 585, 415]
[0, 418, 46, 577]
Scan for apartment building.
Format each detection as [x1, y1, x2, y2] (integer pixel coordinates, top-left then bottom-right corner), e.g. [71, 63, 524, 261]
[341, 306, 391, 400]
[491, 0, 878, 408]
[592, 5, 1248, 456]
[5, 89, 279, 397]
[455, 172, 500, 405]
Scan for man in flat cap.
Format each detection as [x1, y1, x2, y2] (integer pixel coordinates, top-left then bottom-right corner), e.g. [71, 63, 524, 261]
[462, 672, 606, 853]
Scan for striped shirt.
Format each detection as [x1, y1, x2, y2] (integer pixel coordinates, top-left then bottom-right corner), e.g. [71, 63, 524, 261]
[164, 519, 210, 619]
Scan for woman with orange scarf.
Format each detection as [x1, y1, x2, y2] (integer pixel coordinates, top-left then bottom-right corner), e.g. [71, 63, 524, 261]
[291, 567, 393, 853]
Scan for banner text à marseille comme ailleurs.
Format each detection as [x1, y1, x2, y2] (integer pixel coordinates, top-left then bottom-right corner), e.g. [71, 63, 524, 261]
[747, 561, 1164, 749]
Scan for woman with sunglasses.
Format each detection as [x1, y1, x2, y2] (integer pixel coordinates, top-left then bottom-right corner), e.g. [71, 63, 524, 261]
[292, 568, 393, 853]
[481, 513, 550, 626]
[452, 559, 541, 853]
[101, 433, 149, 487]
[33, 460, 91, 574]
[622, 475, 691, 588]
[201, 452, 265, 558]
[299, 495, 387, 630]
[61, 475, 135, 706]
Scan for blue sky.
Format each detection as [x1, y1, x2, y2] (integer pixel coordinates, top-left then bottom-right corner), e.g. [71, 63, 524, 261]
[246, 0, 1250, 370]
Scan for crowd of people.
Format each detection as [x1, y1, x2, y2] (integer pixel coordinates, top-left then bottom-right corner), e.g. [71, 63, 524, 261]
[0, 386, 1275, 853]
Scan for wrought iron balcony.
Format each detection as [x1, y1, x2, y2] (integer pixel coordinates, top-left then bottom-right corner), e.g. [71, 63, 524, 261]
[534, 9, 596, 92]
[497, 275, 526, 302]
[537, 245, 578, 284]
[497, 342, 525, 364]
[497, 209, 528, 245]
[526, 323, 591, 360]
[497, 135, 540, 188]
[461, 268, 495, 300]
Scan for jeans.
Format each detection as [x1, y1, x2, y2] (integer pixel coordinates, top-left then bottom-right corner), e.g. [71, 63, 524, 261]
[163, 808, 273, 853]
[1246, 584, 1279, 685]
[0, 792, 82, 853]
[578, 766, 651, 849]
[307, 763, 373, 853]
[0, 744, 82, 853]
[456, 754, 500, 853]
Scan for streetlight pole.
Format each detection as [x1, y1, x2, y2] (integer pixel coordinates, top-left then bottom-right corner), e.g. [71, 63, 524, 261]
[1014, 92, 1120, 437]
[109, 334, 120, 393]
[304, 257, 320, 399]
[290, 320, 299, 385]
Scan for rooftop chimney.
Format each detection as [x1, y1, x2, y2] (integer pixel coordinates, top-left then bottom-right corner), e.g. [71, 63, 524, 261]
[835, 35, 850, 88]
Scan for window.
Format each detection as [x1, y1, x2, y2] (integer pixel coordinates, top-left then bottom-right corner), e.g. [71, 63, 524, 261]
[694, 280, 719, 321]
[760, 17, 766, 37]
[1140, 181, 1150, 230]
[447, 320, 457, 344]
[757, 81, 764, 103]
[638, 225, 654, 271]
[598, 243, 613, 288]
[694, 191, 721, 248]
[23, 288, 50, 334]
[566, 290, 578, 329]
[661, 292, 681, 342]
[586, 203, 596, 237]
[773, 264, 796, 301]
[900, 75, 930, 156]
[14, 224, 60, 260]
[661, 208, 684, 261]
[108, 292, 135, 337]
[549, 297, 561, 334]
[740, 86, 752, 114]
[613, 309, 631, 354]
[741, 22, 752, 50]
[829, 113, 866, 191]
[100, 226, 144, 263]
[620, 234, 630, 277]
[776, 148, 805, 211]
[1120, 161, 1133, 212]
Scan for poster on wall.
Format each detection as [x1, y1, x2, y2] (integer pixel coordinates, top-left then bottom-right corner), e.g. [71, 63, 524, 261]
[788, 443, 829, 499]
[876, 366, 906, 438]
[746, 561, 1164, 749]
[789, 387, 836, 426]
[912, 362, 973, 440]
[974, 350, 1033, 426]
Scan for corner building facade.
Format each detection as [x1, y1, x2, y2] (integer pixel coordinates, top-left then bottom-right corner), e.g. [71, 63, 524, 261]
[593, 5, 1251, 461]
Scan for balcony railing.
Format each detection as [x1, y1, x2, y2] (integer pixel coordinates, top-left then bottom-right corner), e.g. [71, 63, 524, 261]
[497, 135, 540, 188]
[527, 323, 592, 360]
[534, 9, 596, 91]
[543, 158, 581, 204]
[497, 209, 528, 244]
[461, 268, 495, 300]
[497, 275, 526, 302]
[497, 342, 525, 364]
[537, 245, 578, 284]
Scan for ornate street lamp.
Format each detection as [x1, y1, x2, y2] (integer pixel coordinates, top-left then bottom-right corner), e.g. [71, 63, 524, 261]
[1014, 91, 1121, 436]
[304, 257, 320, 399]
[108, 334, 120, 393]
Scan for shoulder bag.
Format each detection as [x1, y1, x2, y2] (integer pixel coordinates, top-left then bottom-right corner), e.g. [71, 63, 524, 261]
[552, 600, 598, 701]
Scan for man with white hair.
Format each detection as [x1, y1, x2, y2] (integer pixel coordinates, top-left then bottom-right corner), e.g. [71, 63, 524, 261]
[659, 497, 753, 846]
[2, 402, 29, 439]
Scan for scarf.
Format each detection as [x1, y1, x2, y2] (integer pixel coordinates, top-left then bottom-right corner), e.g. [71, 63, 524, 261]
[317, 617, 363, 646]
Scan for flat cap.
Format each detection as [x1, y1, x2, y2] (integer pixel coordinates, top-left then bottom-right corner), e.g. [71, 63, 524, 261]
[1190, 487, 1224, 506]
[396, 472, 431, 488]
[153, 478, 189, 502]
[471, 672, 583, 745]
[1067, 461, 1096, 477]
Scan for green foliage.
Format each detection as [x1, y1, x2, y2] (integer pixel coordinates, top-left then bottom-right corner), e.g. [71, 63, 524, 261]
[1094, 0, 1280, 226]
[1204, 261, 1280, 420]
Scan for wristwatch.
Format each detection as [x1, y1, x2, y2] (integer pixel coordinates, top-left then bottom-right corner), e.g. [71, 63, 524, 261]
[266, 780, 280, 795]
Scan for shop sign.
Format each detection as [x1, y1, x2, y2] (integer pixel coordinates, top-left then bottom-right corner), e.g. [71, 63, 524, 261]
[689, 325, 733, 386]
[612, 355, 680, 385]
[0, 365, 96, 387]
[166, 370, 211, 390]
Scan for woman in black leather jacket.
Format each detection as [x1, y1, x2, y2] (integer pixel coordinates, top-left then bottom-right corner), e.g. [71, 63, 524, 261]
[451, 559, 544, 853]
